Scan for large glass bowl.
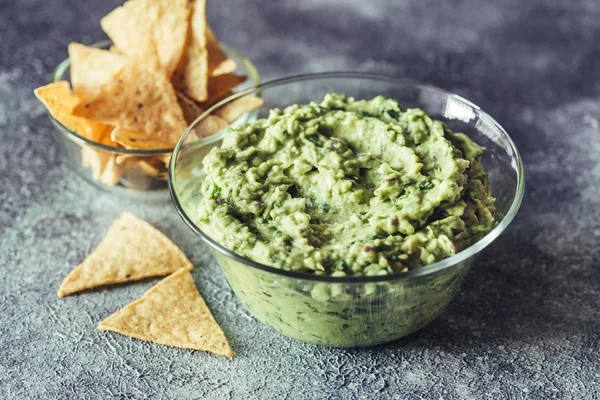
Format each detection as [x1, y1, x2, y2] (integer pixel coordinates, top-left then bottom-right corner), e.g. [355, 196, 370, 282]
[169, 73, 525, 347]
[47, 40, 260, 198]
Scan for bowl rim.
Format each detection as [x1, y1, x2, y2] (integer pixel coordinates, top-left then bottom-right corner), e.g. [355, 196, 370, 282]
[47, 39, 261, 156]
[169, 71, 525, 283]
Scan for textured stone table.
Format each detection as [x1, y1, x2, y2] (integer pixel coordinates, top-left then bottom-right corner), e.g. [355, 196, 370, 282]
[1, 0, 599, 398]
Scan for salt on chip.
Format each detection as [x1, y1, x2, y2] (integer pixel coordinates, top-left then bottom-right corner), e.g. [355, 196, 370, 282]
[216, 95, 264, 123]
[58, 212, 193, 297]
[206, 25, 237, 77]
[172, 0, 208, 102]
[98, 269, 233, 358]
[100, 0, 190, 76]
[68, 42, 127, 98]
[73, 49, 187, 146]
[34, 81, 111, 142]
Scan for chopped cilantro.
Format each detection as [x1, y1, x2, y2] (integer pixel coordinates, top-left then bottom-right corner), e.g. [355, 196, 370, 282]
[211, 184, 222, 198]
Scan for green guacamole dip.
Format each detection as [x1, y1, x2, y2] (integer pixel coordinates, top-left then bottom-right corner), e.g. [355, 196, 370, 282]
[197, 94, 495, 277]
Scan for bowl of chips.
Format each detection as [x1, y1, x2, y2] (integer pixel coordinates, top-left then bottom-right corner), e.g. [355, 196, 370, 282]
[34, 0, 260, 194]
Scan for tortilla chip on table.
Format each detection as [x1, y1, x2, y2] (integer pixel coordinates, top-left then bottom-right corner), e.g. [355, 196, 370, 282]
[98, 268, 233, 358]
[58, 212, 193, 297]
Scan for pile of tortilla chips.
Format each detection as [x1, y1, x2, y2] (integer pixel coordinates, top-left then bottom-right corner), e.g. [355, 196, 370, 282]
[59, 212, 233, 358]
[34, 0, 262, 188]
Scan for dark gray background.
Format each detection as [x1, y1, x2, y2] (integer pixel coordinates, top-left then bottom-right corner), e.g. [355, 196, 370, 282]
[1, 0, 599, 399]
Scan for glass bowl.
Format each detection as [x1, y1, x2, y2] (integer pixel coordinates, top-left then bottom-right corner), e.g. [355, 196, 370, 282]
[169, 73, 525, 347]
[47, 40, 260, 197]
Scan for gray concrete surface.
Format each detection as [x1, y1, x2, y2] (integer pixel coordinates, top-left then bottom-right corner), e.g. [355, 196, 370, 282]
[1, 0, 599, 398]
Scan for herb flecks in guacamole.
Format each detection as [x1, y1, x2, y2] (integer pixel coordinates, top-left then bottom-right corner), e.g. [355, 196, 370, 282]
[197, 94, 495, 276]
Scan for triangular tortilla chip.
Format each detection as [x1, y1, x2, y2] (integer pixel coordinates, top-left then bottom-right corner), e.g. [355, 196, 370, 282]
[34, 81, 111, 142]
[100, 0, 190, 76]
[81, 147, 113, 180]
[114, 156, 163, 178]
[108, 45, 121, 54]
[156, 153, 171, 168]
[97, 128, 120, 147]
[68, 42, 127, 98]
[207, 74, 247, 103]
[172, 0, 208, 102]
[216, 95, 264, 123]
[206, 25, 237, 77]
[176, 91, 229, 139]
[73, 49, 187, 146]
[176, 91, 205, 124]
[192, 115, 230, 140]
[197, 90, 234, 110]
[98, 269, 233, 357]
[98, 156, 128, 186]
[110, 128, 174, 150]
[58, 212, 193, 297]
[135, 159, 163, 178]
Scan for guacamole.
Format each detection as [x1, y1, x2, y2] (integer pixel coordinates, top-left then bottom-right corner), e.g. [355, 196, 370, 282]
[196, 94, 495, 277]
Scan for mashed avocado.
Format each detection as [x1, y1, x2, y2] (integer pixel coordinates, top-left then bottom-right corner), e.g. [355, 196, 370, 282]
[197, 94, 495, 277]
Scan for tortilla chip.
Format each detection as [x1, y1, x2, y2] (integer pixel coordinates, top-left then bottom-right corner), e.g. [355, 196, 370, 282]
[216, 95, 264, 123]
[108, 45, 121, 54]
[100, 0, 190, 76]
[114, 155, 132, 165]
[156, 153, 171, 168]
[98, 269, 233, 357]
[207, 74, 247, 103]
[111, 156, 164, 189]
[126, 159, 160, 189]
[111, 128, 173, 150]
[193, 115, 230, 139]
[73, 49, 187, 146]
[172, 0, 208, 102]
[206, 25, 237, 77]
[175, 91, 229, 139]
[211, 59, 237, 78]
[81, 148, 92, 169]
[114, 156, 163, 178]
[68, 42, 127, 98]
[176, 91, 204, 124]
[197, 90, 233, 110]
[98, 128, 120, 147]
[172, 42, 208, 102]
[34, 81, 111, 142]
[58, 212, 193, 297]
[81, 147, 113, 180]
[135, 159, 163, 177]
[98, 156, 128, 186]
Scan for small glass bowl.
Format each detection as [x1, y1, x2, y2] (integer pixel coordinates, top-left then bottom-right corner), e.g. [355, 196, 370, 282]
[169, 73, 525, 347]
[47, 40, 260, 197]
